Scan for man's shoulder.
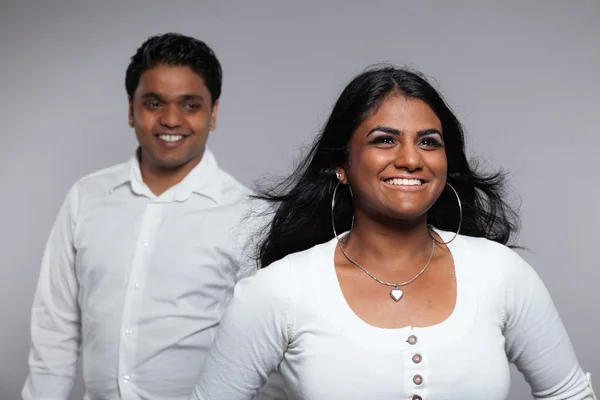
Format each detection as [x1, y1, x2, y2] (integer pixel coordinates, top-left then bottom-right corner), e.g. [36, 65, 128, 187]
[66, 161, 130, 204]
[75, 161, 129, 190]
[210, 168, 274, 225]
[213, 168, 253, 203]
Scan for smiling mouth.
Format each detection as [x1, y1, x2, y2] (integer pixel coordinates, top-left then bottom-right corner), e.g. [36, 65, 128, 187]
[155, 134, 188, 142]
[383, 178, 425, 186]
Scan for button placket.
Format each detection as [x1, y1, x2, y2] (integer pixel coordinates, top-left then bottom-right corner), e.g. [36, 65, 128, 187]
[404, 331, 429, 400]
[413, 374, 423, 385]
[116, 203, 163, 395]
[412, 353, 422, 364]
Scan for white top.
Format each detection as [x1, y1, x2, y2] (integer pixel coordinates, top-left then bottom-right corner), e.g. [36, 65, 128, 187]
[22, 149, 283, 400]
[191, 230, 597, 400]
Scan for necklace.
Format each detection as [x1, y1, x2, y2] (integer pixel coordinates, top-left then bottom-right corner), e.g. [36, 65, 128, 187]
[337, 238, 436, 302]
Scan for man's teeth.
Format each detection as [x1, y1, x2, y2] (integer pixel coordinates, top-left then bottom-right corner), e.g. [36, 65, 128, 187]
[158, 134, 184, 142]
[386, 178, 423, 186]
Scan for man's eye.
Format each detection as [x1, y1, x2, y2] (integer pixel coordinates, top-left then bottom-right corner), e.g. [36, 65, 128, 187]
[145, 101, 161, 109]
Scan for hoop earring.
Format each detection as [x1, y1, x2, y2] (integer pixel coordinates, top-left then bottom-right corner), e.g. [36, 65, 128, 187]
[428, 182, 463, 245]
[331, 181, 354, 242]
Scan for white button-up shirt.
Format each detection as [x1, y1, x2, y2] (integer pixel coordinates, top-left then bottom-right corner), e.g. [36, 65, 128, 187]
[23, 149, 271, 400]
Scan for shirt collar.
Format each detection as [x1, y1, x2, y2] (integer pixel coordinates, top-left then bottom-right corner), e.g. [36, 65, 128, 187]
[110, 147, 223, 204]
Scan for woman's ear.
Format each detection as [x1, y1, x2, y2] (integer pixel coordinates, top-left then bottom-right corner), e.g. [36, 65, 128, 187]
[335, 168, 348, 185]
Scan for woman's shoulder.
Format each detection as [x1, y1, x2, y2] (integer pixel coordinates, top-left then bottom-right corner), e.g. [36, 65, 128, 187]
[265, 237, 334, 272]
[455, 233, 516, 257]
[453, 232, 541, 285]
[240, 238, 334, 294]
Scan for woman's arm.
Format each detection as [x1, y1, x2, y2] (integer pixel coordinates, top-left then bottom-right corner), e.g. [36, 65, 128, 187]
[502, 250, 596, 399]
[190, 257, 294, 400]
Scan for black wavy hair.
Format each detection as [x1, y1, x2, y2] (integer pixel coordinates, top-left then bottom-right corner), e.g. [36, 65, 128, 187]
[255, 65, 520, 268]
[125, 32, 222, 104]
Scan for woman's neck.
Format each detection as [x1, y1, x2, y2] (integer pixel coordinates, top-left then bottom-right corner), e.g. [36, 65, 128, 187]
[341, 214, 434, 274]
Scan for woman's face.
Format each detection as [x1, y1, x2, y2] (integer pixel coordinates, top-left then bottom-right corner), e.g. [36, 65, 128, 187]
[339, 94, 447, 224]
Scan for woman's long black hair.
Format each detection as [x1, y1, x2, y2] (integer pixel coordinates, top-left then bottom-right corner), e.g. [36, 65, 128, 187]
[255, 65, 520, 268]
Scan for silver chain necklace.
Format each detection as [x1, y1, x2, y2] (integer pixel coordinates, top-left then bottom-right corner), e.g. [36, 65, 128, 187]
[337, 238, 436, 302]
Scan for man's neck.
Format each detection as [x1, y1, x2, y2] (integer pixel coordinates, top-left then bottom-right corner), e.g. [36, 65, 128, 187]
[138, 151, 204, 196]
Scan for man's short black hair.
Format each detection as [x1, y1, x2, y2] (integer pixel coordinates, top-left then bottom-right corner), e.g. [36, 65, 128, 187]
[125, 32, 222, 104]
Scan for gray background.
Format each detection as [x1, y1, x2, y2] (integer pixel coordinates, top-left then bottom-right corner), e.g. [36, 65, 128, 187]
[1, 1, 598, 398]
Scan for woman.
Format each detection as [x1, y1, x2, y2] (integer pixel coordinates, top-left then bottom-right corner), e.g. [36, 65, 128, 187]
[190, 66, 596, 399]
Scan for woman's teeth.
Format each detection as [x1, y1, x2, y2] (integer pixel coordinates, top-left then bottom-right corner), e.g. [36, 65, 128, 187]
[385, 178, 423, 186]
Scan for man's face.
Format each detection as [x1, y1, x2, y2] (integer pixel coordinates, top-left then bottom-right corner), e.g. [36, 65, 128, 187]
[129, 65, 219, 171]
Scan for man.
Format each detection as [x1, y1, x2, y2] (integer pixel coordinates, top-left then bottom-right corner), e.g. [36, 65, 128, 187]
[22, 33, 284, 400]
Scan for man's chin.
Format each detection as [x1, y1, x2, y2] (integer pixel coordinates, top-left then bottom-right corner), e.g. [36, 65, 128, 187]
[142, 156, 198, 173]
[143, 148, 204, 172]
[156, 157, 196, 170]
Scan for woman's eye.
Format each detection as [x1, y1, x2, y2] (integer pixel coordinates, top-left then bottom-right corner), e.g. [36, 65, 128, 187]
[370, 136, 395, 145]
[420, 137, 443, 148]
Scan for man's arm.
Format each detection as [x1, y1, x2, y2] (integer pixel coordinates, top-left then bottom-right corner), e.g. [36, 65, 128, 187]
[22, 184, 82, 400]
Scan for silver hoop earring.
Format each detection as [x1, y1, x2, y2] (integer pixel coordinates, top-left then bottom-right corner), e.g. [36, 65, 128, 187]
[331, 181, 354, 242]
[429, 182, 463, 245]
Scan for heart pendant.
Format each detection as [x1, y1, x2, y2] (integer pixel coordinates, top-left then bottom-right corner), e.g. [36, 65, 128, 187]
[390, 288, 404, 302]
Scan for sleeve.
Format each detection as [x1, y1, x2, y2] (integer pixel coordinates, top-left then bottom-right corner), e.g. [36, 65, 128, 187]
[233, 197, 274, 282]
[502, 250, 597, 400]
[190, 257, 294, 400]
[255, 369, 288, 400]
[22, 184, 82, 400]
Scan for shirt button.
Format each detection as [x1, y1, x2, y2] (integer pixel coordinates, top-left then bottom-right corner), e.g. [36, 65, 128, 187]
[123, 375, 131, 382]
[407, 335, 418, 345]
[412, 353, 422, 364]
[413, 374, 423, 385]
[134, 283, 140, 289]
[412, 396, 422, 400]
[142, 240, 149, 246]
[125, 329, 132, 336]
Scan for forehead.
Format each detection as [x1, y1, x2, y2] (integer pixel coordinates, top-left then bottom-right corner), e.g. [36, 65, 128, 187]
[135, 65, 209, 99]
[360, 95, 442, 132]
